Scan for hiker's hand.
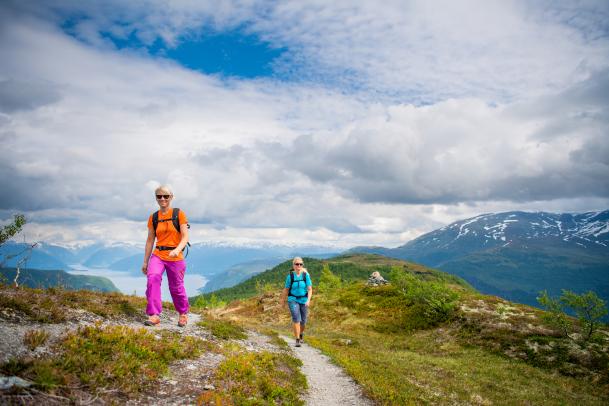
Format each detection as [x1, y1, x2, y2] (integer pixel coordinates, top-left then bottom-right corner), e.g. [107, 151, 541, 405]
[168, 249, 180, 258]
[141, 263, 148, 275]
[305, 300, 311, 307]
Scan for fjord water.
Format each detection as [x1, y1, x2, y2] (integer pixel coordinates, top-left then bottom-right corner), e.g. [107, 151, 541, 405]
[69, 265, 207, 298]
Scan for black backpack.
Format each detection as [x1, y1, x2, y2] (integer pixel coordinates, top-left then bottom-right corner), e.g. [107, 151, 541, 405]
[288, 270, 309, 299]
[152, 208, 191, 255]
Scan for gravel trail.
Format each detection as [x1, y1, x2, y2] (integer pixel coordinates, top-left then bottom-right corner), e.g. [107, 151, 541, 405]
[283, 336, 374, 406]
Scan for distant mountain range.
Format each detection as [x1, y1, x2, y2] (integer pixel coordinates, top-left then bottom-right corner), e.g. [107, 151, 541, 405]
[350, 210, 609, 309]
[0, 240, 339, 283]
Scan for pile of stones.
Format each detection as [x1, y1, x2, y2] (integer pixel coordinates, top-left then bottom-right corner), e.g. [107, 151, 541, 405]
[366, 271, 388, 286]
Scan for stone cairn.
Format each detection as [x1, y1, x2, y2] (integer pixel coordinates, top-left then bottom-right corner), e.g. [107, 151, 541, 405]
[366, 271, 388, 286]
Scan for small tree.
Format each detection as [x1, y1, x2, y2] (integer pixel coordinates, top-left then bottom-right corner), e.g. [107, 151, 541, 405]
[0, 214, 33, 288]
[538, 290, 572, 338]
[317, 264, 341, 293]
[538, 289, 607, 343]
[0, 214, 26, 246]
[561, 290, 607, 342]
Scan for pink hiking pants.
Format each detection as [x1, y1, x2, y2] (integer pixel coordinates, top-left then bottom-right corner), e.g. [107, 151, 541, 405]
[145, 254, 189, 315]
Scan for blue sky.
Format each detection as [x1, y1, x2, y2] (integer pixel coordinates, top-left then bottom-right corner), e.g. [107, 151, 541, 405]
[70, 21, 288, 79]
[1, 0, 608, 247]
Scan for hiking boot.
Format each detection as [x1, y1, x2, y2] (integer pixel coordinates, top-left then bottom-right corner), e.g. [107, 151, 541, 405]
[178, 314, 188, 327]
[295, 338, 301, 347]
[144, 315, 161, 326]
[299, 333, 304, 342]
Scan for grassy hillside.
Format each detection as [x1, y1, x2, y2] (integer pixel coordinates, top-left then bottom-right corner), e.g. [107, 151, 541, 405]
[0, 267, 118, 292]
[0, 284, 304, 404]
[212, 254, 609, 405]
[195, 253, 472, 303]
[438, 246, 609, 309]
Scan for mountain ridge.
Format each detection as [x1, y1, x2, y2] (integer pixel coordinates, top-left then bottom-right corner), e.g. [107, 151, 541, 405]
[349, 210, 609, 313]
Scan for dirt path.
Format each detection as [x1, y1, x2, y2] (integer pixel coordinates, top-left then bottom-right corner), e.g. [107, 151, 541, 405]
[282, 336, 374, 406]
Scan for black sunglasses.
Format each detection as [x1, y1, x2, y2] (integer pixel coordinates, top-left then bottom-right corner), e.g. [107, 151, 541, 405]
[294, 263, 304, 266]
[156, 195, 172, 199]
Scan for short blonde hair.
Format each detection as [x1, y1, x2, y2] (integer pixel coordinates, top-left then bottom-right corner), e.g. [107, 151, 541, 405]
[292, 256, 303, 264]
[155, 185, 173, 196]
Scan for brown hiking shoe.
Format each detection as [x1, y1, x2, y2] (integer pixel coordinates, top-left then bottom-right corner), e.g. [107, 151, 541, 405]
[178, 314, 188, 327]
[144, 315, 161, 326]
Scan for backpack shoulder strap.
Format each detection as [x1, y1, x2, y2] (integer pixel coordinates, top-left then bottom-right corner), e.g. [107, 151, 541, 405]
[172, 208, 180, 233]
[152, 211, 160, 232]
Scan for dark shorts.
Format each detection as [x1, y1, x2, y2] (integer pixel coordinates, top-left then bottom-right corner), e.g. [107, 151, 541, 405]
[288, 301, 308, 324]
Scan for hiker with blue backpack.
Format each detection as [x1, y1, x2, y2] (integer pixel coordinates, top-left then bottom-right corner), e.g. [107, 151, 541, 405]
[141, 185, 190, 327]
[280, 257, 312, 347]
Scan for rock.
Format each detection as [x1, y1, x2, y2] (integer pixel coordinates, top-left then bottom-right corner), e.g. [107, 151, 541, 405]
[203, 384, 215, 391]
[366, 271, 388, 286]
[0, 375, 32, 390]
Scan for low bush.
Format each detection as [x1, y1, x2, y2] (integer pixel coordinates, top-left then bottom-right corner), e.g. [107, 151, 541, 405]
[198, 317, 248, 340]
[212, 350, 306, 405]
[390, 267, 459, 326]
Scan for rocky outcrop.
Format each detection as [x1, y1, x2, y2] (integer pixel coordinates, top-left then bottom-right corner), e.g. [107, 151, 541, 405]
[366, 271, 388, 286]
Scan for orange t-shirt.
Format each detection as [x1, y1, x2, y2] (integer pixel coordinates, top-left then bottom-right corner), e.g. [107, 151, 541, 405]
[147, 209, 188, 261]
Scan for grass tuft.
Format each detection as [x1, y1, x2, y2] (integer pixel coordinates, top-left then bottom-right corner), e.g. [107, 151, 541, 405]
[198, 317, 248, 340]
[23, 329, 50, 351]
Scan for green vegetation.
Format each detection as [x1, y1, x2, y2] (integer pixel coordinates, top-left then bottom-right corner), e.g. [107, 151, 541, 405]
[317, 263, 342, 293]
[0, 267, 119, 292]
[221, 253, 609, 405]
[197, 317, 248, 340]
[439, 246, 609, 316]
[192, 292, 227, 309]
[0, 283, 176, 323]
[202, 349, 306, 406]
[538, 289, 608, 342]
[198, 253, 472, 304]
[0, 214, 26, 246]
[1, 324, 212, 399]
[391, 266, 459, 326]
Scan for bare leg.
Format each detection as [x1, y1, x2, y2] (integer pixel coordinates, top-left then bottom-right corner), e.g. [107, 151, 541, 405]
[292, 322, 301, 339]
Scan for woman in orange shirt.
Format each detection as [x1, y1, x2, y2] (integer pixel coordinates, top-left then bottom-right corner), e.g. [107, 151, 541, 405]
[141, 185, 190, 327]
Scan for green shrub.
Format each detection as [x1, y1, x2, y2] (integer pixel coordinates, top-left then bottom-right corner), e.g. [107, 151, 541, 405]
[213, 350, 305, 405]
[317, 264, 342, 294]
[390, 267, 458, 326]
[198, 318, 248, 340]
[192, 293, 226, 309]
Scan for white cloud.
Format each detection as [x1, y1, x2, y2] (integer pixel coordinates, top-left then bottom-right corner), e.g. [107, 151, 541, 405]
[1, 1, 608, 247]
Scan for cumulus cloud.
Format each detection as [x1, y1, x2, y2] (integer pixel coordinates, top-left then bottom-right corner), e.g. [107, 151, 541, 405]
[235, 73, 609, 205]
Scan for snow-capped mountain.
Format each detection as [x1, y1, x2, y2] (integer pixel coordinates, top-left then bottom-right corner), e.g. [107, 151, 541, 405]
[350, 210, 609, 314]
[400, 210, 609, 263]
